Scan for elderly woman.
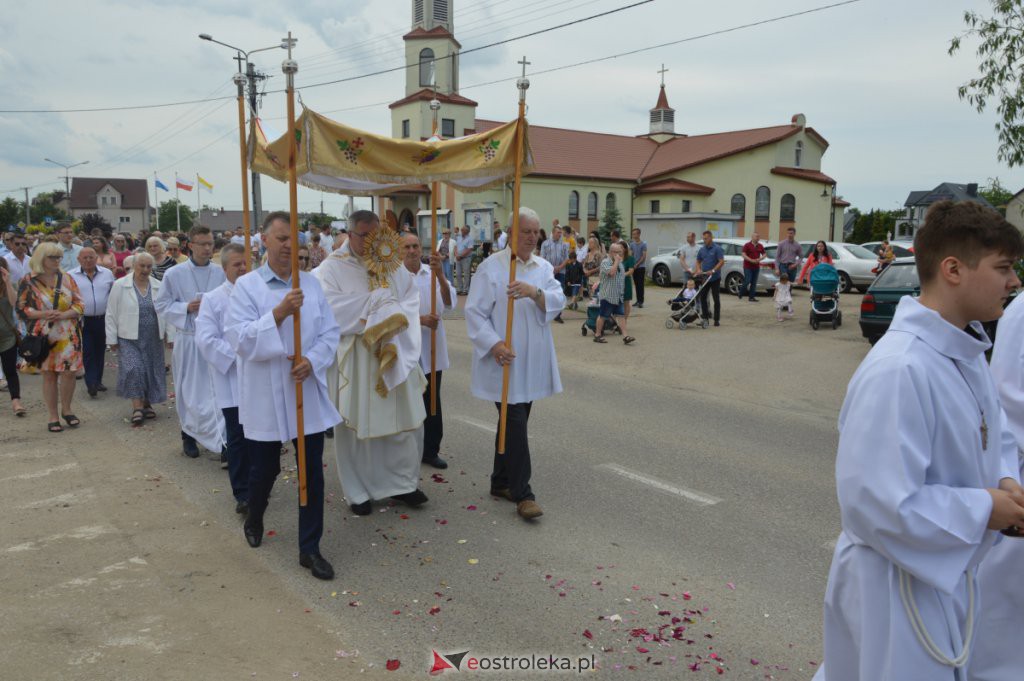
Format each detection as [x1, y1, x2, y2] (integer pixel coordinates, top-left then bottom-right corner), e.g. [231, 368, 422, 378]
[166, 237, 188, 264]
[146, 236, 177, 281]
[105, 251, 166, 426]
[16, 241, 85, 432]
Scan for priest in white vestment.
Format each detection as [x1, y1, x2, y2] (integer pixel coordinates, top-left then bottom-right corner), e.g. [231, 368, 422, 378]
[814, 201, 1024, 681]
[465, 207, 564, 521]
[971, 291, 1024, 681]
[314, 210, 429, 516]
[154, 225, 226, 458]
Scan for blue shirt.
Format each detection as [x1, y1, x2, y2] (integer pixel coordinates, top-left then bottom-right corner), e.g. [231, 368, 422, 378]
[455, 233, 475, 259]
[696, 243, 725, 282]
[258, 263, 293, 290]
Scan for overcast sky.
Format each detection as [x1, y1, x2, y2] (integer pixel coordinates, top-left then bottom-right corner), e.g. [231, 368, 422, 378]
[2, 0, 1021, 219]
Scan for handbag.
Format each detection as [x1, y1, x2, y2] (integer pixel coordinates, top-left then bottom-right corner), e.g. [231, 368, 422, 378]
[17, 273, 62, 366]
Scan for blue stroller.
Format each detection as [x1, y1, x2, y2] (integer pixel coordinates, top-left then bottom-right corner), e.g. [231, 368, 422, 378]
[808, 263, 842, 330]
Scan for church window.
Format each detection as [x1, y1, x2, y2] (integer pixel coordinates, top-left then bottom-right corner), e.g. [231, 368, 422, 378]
[419, 48, 434, 87]
[414, 0, 424, 23]
[781, 194, 796, 221]
[401, 120, 410, 138]
[755, 186, 770, 220]
[681, 200, 691, 213]
[606, 192, 616, 213]
[441, 118, 455, 138]
[433, 0, 449, 23]
[730, 193, 745, 217]
[795, 141, 803, 168]
[650, 200, 660, 214]
[568, 191, 579, 219]
[587, 192, 598, 219]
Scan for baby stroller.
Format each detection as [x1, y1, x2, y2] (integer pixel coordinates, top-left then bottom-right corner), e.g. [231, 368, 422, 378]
[665, 278, 711, 330]
[581, 291, 621, 337]
[808, 263, 842, 330]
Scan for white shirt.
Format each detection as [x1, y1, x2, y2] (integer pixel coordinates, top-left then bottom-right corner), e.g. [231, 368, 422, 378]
[990, 293, 1024, 447]
[320, 232, 334, 253]
[68, 265, 114, 317]
[4, 252, 30, 286]
[678, 242, 700, 271]
[230, 235, 245, 246]
[60, 242, 82, 273]
[410, 263, 455, 373]
[455, 232, 475, 259]
[465, 248, 565, 404]
[226, 265, 341, 442]
[816, 297, 1019, 681]
[195, 280, 239, 410]
[496, 232, 507, 250]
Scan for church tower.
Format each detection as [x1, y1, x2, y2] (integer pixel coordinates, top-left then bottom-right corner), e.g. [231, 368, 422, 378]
[390, 0, 477, 141]
[646, 66, 681, 143]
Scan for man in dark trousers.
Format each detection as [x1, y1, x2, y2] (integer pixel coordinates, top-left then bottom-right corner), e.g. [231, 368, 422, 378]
[629, 228, 648, 308]
[694, 230, 725, 326]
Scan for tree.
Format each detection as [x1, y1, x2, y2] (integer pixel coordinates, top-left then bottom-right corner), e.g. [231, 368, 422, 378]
[598, 206, 622, 245]
[29, 192, 68, 224]
[156, 200, 193, 233]
[306, 212, 338, 229]
[0, 197, 22, 228]
[979, 176, 1015, 214]
[949, 2, 1024, 166]
[80, 213, 112, 236]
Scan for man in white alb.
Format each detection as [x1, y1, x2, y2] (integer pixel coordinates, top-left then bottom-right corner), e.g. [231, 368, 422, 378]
[315, 210, 429, 516]
[465, 207, 564, 521]
[154, 225, 226, 458]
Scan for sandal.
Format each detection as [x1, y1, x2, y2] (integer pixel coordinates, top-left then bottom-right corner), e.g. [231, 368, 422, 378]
[48, 421, 64, 433]
[13, 405, 26, 417]
[131, 409, 145, 426]
[593, 335, 607, 343]
[623, 336, 636, 345]
[63, 414, 81, 428]
[142, 407, 157, 420]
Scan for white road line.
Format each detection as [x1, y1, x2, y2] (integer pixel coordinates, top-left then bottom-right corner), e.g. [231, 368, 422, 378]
[0, 462, 77, 483]
[597, 463, 722, 506]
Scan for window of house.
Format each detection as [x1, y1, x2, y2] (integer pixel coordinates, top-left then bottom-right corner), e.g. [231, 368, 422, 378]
[650, 200, 660, 214]
[401, 120, 410, 138]
[606, 192, 616, 213]
[755, 186, 770, 220]
[730, 193, 745, 217]
[587, 192, 598, 219]
[781, 193, 796, 221]
[568, 191, 579, 219]
[101, 196, 107, 206]
[795, 141, 803, 168]
[681, 200, 691, 213]
[119, 216, 130, 224]
[441, 118, 455, 138]
[419, 48, 435, 87]
[110, 195, 116, 206]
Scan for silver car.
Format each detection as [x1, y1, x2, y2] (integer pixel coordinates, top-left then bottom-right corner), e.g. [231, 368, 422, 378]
[648, 237, 779, 296]
[776, 241, 878, 293]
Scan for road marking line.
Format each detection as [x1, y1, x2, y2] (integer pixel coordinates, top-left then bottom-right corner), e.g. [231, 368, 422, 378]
[597, 463, 722, 506]
[454, 415, 534, 439]
[0, 462, 77, 483]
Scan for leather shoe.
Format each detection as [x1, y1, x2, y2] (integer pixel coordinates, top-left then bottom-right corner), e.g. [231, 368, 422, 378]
[182, 438, 200, 459]
[299, 552, 335, 580]
[391, 489, 429, 507]
[350, 500, 371, 516]
[87, 386, 98, 398]
[243, 519, 263, 548]
[422, 455, 448, 470]
[235, 500, 249, 515]
[490, 487, 514, 502]
[516, 499, 544, 519]
[97, 384, 108, 392]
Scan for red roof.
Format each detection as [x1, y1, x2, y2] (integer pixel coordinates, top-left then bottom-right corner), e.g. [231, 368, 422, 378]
[832, 197, 850, 207]
[654, 85, 672, 111]
[770, 166, 836, 184]
[402, 26, 461, 49]
[389, 88, 477, 110]
[69, 177, 149, 210]
[636, 178, 714, 195]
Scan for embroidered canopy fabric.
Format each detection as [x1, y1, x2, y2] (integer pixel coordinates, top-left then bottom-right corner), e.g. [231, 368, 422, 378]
[251, 108, 532, 196]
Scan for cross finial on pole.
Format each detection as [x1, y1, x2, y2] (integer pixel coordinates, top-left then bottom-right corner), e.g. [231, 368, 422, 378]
[518, 56, 531, 78]
[658, 63, 669, 87]
[284, 31, 297, 60]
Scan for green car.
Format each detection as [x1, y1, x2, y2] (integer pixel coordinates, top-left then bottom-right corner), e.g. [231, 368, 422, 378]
[859, 258, 918, 344]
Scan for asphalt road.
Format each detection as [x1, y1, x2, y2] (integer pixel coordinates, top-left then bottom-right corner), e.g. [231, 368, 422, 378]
[3, 283, 871, 679]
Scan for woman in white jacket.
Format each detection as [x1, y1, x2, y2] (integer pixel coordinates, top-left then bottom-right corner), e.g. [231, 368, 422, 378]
[105, 252, 166, 425]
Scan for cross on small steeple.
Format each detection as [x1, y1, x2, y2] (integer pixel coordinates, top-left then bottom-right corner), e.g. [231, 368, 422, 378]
[518, 56, 531, 78]
[658, 64, 669, 87]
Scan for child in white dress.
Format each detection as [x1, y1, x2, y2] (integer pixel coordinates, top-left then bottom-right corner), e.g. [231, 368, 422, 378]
[774, 273, 793, 321]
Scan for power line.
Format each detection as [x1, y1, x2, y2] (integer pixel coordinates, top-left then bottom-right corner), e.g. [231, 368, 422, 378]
[0, 181, 63, 196]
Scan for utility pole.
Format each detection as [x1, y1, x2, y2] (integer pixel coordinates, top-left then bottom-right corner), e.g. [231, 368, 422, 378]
[247, 61, 268, 227]
[24, 187, 30, 227]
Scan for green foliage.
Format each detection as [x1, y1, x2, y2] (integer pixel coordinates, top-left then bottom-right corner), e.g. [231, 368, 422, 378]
[157, 200, 193, 233]
[305, 212, 339, 229]
[29, 192, 68, 224]
[848, 208, 901, 243]
[598, 206, 622, 245]
[80, 213, 112, 236]
[0, 197, 22, 228]
[950, 2, 1024, 166]
[979, 176, 1015, 213]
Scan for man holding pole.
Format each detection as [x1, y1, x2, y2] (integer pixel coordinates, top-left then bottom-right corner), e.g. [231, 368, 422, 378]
[465, 207, 564, 521]
[226, 212, 340, 580]
[401, 233, 454, 470]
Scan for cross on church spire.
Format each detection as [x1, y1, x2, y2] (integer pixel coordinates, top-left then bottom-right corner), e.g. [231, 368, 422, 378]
[518, 56, 531, 78]
[658, 64, 669, 87]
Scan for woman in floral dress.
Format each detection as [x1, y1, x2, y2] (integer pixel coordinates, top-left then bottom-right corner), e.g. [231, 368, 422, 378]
[16, 242, 84, 432]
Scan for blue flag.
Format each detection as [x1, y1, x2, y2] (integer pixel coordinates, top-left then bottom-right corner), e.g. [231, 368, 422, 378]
[155, 178, 169, 192]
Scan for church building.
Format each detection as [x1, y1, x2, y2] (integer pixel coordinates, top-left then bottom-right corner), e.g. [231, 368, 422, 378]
[387, 0, 846, 256]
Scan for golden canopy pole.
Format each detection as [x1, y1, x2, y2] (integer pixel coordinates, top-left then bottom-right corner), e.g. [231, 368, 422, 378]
[282, 32, 307, 507]
[232, 72, 253, 266]
[428, 96, 442, 416]
[497, 57, 530, 455]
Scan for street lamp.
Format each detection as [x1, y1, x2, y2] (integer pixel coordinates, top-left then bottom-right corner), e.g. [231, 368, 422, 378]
[43, 157, 89, 206]
[198, 33, 286, 231]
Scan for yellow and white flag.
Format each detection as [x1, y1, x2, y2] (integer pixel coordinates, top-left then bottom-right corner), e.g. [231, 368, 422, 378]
[197, 175, 214, 191]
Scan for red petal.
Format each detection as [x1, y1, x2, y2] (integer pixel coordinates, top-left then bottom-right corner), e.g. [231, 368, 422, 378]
[636, 647, 650, 654]
[583, 630, 593, 639]
[386, 659, 401, 671]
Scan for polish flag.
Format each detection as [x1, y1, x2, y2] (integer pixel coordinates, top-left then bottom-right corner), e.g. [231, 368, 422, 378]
[175, 176, 194, 192]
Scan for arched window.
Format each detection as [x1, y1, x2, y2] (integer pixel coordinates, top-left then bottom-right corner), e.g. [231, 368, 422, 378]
[587, 192, 598, 219]
[606, 192, 616, 213]
[730, 193, 745, 217]
[419, 48, 435, 87]
[755, 186, 770, 220]
[568, 191, 579, 220]
[795, 141, 803, 168]
[781, 193, 796, 221]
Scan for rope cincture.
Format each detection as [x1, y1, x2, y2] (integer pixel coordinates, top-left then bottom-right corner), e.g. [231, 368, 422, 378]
[897, 567, 976, 669]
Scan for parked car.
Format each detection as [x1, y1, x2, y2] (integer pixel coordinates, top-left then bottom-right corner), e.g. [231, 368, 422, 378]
[797, 241, 879, 293]
[648, 238, 779, 296]
[862, 241, 914, 258]
[859, 258, 918, 344]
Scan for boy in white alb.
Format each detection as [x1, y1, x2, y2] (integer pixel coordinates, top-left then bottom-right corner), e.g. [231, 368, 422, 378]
[814, 200, 1024, 681]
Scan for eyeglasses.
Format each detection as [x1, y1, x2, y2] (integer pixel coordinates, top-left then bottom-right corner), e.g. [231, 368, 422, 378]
[44, 255, 61, 261]
[298, 256, 309, 262]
